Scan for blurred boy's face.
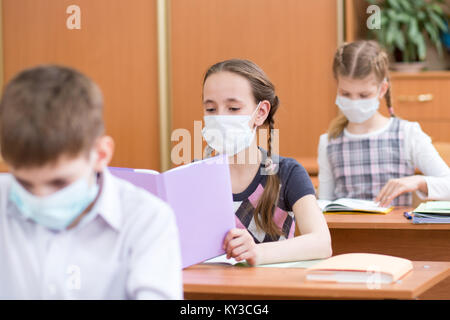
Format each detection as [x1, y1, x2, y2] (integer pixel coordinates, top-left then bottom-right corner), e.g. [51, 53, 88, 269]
[8, 135, 114, 197]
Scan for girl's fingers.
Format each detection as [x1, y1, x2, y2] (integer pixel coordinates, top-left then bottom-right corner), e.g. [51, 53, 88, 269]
[223, 228, 243, 250]
[229, 244, 247, 258]
[384, 185, 407, 206]
[378, 177, 420, 206]
[376, 189, 387, 206]
[235, 251, 253, 263]
[226, 237, 245, 257]
[228, 236, 245, 250]
[225, 234, 247, 258]
[376, 180, 394, 203]
[223, 229, 255, 260]
[379, 182, 397, 206]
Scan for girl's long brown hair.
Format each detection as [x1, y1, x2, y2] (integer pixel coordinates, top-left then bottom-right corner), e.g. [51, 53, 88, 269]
[329, 40, 394, 139]
[203, 59, 283, 239]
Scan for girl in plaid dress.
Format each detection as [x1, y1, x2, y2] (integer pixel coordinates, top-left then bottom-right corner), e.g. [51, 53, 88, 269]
[318, 40, 450, 207]
[202, 59, 332, 266]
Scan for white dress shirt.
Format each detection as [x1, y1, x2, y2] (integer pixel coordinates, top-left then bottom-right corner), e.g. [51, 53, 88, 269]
[317, 118, 450, 200]
[0, 169, 183, 299]
[421, 175, 450, 200]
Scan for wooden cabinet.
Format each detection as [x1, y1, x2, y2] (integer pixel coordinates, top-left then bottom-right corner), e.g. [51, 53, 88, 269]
[389, 72, 450, 143]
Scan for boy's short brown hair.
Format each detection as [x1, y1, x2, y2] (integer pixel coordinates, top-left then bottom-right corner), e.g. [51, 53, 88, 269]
[0, 65, 104, 168]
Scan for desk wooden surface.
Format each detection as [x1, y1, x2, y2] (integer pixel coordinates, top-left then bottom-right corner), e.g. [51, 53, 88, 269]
[325, 207, 450, 299]
[325, 207, 450, 261]
[183, 261, 450, 300]
[325, 207, 450, 230]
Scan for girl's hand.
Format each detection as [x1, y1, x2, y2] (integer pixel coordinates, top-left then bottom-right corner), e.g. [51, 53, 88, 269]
[375, 175, 427, 207]
[223, 228, 260, 266]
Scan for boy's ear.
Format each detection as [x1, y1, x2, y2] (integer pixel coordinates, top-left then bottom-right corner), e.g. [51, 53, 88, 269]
[254, 100, 271, 127]
[93, 135, 115, 172]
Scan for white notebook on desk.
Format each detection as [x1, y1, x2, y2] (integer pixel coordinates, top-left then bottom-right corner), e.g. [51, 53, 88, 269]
[317, 198, 392, 214]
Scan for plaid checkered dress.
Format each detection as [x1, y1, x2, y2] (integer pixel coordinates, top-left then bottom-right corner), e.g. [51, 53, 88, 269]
[327, 117, 415, 206]
[233, 149, 315, 243]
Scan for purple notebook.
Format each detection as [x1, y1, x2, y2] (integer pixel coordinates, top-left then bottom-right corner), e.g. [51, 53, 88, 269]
[109, 155, 235, 268]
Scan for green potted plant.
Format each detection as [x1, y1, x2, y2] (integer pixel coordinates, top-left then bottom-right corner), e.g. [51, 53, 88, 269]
[366, 0, 449, 72]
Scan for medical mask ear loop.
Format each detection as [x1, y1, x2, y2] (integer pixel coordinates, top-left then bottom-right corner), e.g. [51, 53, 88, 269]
[380, 78, 395, 117]
[247, 101, 262, 152]
[243, 102, 262, 160]
[250, 101, 262, 132]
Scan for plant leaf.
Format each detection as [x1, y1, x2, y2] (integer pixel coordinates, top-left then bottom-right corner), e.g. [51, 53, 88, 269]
[408, 18, 419, 39]
[387, 0, 402, 11]
[387, 20, 399, 46]
[398, 0, 413, 12]
[396, 13, 410, 23]
[424, 21, 439, 43]
[415, 33, 426, 61]
[430, 3, 444, 15]
[417, 11, 426, 21]
[394, 29, 406, 50]
[428, 9, 448, 32]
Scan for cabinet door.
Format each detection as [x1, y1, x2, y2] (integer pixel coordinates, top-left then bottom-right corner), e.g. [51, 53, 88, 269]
[2, 0, 160, 170]
[390, 76, 450, 142]
[170, 0, 338, 161]
[391, 77, 450, 121]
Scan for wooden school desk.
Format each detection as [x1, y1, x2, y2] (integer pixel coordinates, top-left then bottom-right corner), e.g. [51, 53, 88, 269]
[325, 207, 450, 261]
[183, 261, 450, 300]
[325, 207, 450, 299]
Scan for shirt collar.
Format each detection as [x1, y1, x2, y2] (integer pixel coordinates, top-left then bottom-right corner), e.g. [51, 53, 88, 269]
[343, 117, 394, 139]
[90, 168, 122, 231]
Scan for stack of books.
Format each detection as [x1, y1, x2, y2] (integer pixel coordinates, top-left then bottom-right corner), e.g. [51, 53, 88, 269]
[412, 201, 450, 224]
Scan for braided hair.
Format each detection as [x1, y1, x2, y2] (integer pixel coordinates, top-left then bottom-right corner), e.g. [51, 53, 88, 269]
[203, 59, 283, 238]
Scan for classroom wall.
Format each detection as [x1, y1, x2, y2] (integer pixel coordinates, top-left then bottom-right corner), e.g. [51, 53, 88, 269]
[1, 0, 160, 170]
[1, 0, 339, 171]
[170, 0, 338, 161]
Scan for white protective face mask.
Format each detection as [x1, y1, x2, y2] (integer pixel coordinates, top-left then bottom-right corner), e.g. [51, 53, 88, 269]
[202, 102, 261, 156]
[335, 88, 381, 124]
[9, 152, 100, 231]
[9, 171, 99, 231]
